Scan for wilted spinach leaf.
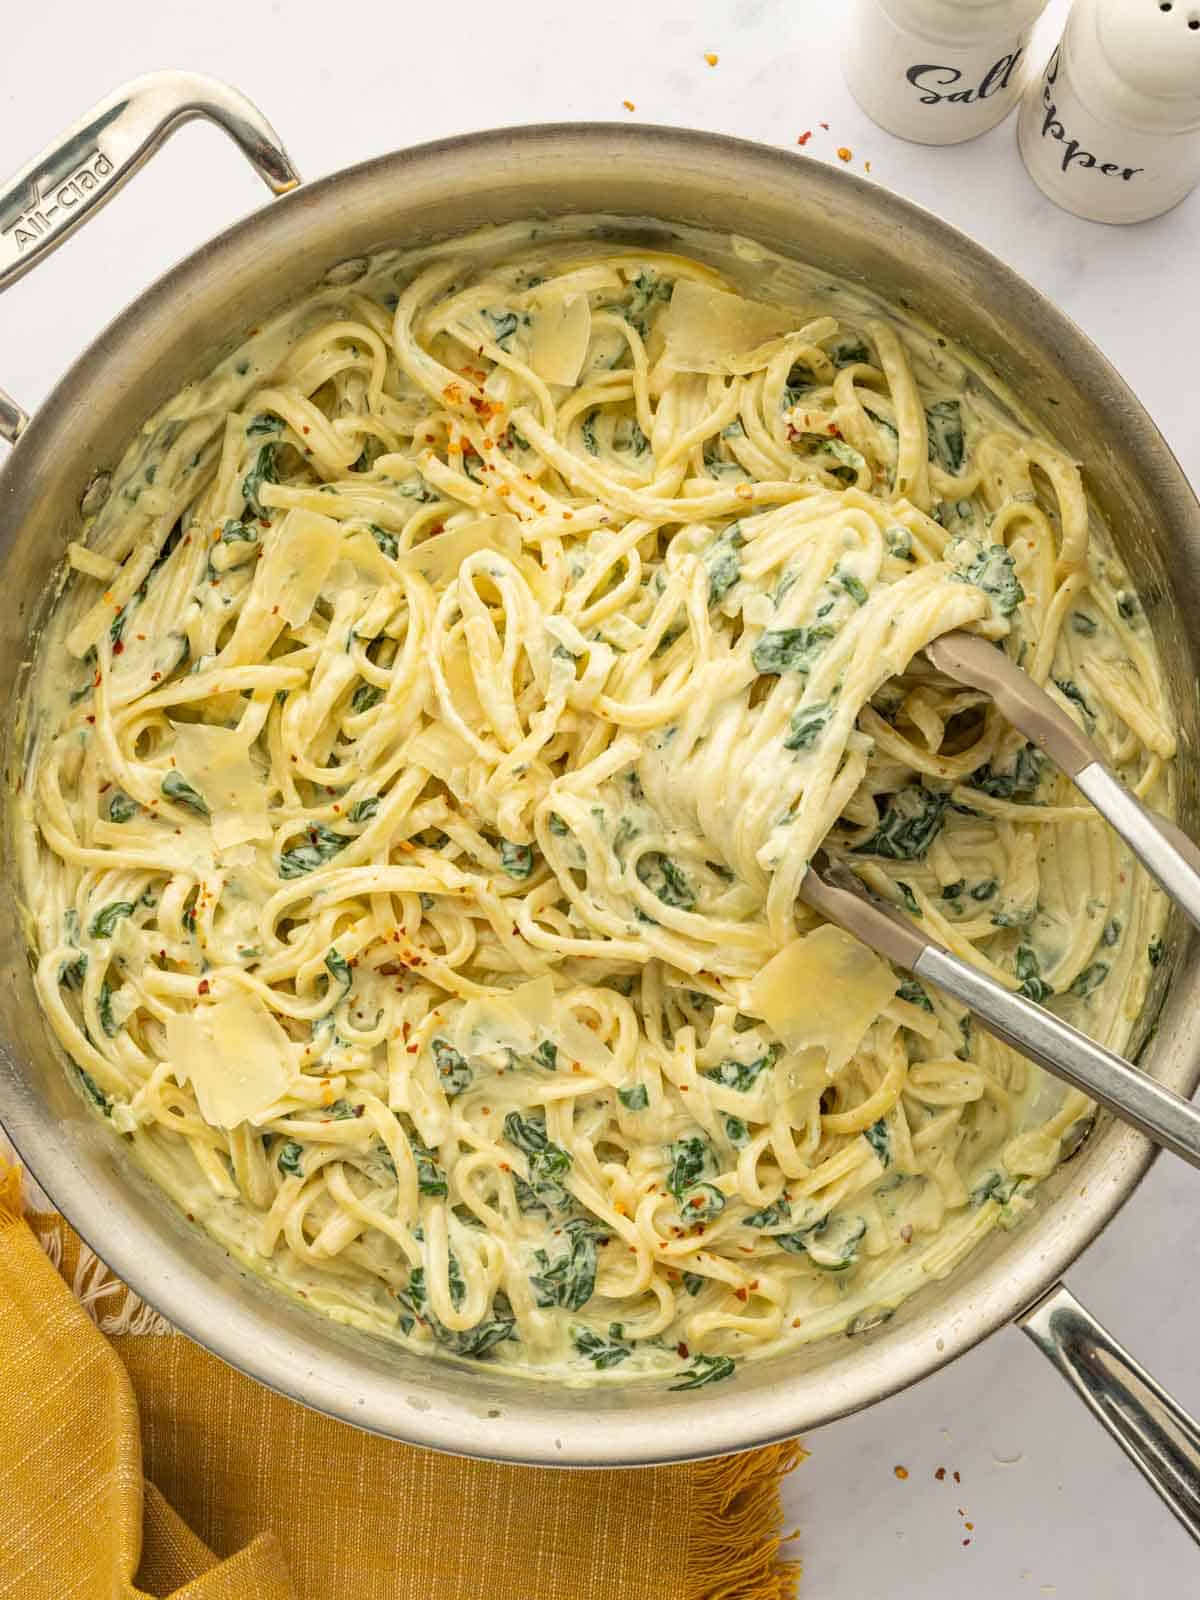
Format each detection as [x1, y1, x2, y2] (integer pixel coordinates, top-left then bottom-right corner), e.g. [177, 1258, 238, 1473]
[856, 786, 947, 861]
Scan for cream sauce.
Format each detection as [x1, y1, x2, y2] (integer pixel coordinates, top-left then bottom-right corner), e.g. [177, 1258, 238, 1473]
[15, 216, 1172, 1386]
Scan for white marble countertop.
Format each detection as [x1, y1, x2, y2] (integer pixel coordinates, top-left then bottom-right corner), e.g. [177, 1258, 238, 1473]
[2, 2, 1197, 1593]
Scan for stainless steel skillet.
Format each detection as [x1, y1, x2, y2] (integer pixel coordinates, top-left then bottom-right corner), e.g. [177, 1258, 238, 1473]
[0, 74, 1198, 1531]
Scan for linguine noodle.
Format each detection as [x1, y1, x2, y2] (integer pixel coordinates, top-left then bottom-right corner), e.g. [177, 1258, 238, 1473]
[16, 218, 1172, 1385]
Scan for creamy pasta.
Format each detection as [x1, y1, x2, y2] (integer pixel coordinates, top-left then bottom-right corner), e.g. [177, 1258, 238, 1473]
[16, 217, 1172, 1386]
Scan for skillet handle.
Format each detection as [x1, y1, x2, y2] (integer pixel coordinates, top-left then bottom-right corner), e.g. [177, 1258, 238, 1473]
[0, 70, 300, 443]
[1020, 1282, 1200, 1544]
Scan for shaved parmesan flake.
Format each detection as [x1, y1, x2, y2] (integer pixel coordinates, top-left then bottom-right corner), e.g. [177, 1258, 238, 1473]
[748, 925, 897, 1073]
[407, 723, 477, 799]
[457, 998, 528, 1056]
[459, 975, 555, 1057]
[166, 992, 292, 1128]
[530, 291, 592, 387]
[557, 1012, 615, 1074]
[169, 721, 270, 849]
[256, 509, 341, 627]
[660, 280, 796, 373]
[395, 514, 520, 581]
[512, 974, 555, 1031]
[330, 535, 398, 587]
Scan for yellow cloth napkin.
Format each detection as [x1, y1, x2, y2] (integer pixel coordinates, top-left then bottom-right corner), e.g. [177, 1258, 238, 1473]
[0, 1163, 803, 1599]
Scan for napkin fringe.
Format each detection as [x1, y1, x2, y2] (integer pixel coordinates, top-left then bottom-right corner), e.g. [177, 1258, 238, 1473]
[684, 1440, 805, 1599]
[2, 1153, 807, 1598]
[1, 1160, 173, 1335]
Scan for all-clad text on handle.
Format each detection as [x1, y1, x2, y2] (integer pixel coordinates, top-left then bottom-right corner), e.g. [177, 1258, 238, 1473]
[0, 70, 300, 444]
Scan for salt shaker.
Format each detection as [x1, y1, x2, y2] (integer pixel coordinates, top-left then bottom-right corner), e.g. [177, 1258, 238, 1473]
[1018, 0, 1200, 223]
[842, 0, 1052, 145]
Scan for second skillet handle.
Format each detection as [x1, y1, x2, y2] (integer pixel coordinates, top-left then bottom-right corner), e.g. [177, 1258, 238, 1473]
[1020, 1283, 1200, 1545]
[0, 71, 300, 443]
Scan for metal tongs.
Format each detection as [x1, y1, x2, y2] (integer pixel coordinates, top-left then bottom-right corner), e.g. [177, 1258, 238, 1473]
[802, 630, 1200, 1169]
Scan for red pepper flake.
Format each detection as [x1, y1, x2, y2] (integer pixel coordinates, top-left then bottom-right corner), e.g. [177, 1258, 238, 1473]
[112, 640, 124, 656]
[197, 979, 210, 995]
[622, 99, 636, 112]
[900, 1223, 914, 1244]
[953, 1470, 961, 1484]
[836, 147, 853, 163]
[935, 1466, 946, 1481]
[85, 715, 95, 725]
[820, 121, 829, 130]
[962, 1539, 971, 1548]
[797, 131, 813, 146]
[893, 1465, 909, 1480]
[302, 426, 310, 434]
[734, 1286, 749, 1302]
[676, 1342, 689, 1359]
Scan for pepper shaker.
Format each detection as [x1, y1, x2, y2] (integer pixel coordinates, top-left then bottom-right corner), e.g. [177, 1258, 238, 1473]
[842, 0, 1052, 145]
[1018, 0, 1200, 223]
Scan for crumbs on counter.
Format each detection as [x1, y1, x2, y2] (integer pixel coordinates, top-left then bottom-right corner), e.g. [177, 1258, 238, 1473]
[704, 52, 719, 66]
[928, 1465, 974, 1547]
[893, 1464, 909, 1480]
[622, 100, 636, 112]
[795, 125, 874, 175]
